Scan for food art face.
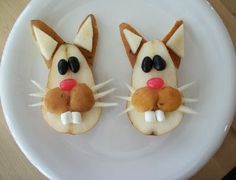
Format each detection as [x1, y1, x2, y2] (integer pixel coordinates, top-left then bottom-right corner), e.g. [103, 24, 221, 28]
[132, 40, 180, 113]
[119, 21, 197, 135]
[30, 15, 116, 134]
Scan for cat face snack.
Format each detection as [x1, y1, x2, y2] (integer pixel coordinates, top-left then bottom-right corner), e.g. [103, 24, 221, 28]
[119, 21, 197, 135]
[30, 15, 116, 134]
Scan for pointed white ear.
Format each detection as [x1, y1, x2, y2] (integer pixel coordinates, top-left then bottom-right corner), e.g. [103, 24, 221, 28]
[119, 23, 146, 67]
[74, 16, 93, 52]
[33, 27, 58, 60]
[166, 23, 184, 58]
[31, 20, 64, 67]
[123, 29, 142, 54]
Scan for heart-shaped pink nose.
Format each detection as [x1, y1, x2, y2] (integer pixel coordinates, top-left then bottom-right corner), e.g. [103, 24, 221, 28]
[147, 77, 164, 89]
[60, 79, 77, 91]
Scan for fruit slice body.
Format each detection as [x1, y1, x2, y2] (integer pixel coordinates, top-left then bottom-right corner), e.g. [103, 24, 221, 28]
[128, 40, 183, 135]
[43, 44, 101, 134]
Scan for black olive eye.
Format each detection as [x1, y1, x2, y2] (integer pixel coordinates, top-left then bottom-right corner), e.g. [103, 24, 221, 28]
[68, 56, 80, 73]
[141, 56, 153, 73]
[58, 59, 68, 75]
[153, 55, 166, 71]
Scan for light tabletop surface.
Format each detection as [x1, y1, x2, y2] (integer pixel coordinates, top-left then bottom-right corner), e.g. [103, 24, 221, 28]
[0, 0, 236, 179]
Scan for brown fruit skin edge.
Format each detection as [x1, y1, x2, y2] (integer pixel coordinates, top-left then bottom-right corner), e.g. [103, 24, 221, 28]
[30, 20, 65, 68]
[75, 14, 98, 67]
[32, 15, 100, 135]
[162, 20, 183, 69]
[120, 21, 183, 136]
[119, 21, 182, 69]
[119, 23, 147, 67]
[119, 24, 161, 135]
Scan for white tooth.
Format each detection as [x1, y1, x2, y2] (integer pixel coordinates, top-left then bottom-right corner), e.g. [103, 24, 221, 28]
[145, 111, 156, 122]
[61, 111, 72, 125]
[72, 112, 82, 124]
[155, 110, 166, 122]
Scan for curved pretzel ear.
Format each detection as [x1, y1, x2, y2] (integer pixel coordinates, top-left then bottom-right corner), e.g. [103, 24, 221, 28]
[119, 23, 146, 67]
[163, 20, 184, 68]
[31, 20, 64, 68]
[74, 14, 98, 66]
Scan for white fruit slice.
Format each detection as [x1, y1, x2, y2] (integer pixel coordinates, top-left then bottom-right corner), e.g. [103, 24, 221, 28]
[166, 24, 184, 58]
[43, 44, 101, 134]
[74, 16, 93, 52]
[128, 40, 183, 135]
[123, 29, 142, 54]
[33, 26, 58, 60]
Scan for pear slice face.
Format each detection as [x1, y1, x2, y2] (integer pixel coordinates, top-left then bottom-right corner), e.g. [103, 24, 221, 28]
[128, 40, 183, 135]
[43, 44, 101, 134]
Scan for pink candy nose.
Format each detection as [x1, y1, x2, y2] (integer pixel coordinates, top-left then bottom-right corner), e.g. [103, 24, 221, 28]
[147, 77, 164, 89]
[60, 79, 77, 91]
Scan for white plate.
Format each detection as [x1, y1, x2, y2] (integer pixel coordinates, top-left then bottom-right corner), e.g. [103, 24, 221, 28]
[1, 0, 236, 179]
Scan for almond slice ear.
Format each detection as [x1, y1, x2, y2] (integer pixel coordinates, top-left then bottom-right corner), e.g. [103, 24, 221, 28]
[74, 16, 93, 52]
[163, 20, 184, 68]
[123, 29, 142, 54]
[166, 23, 184, 58]
[31, 20, 64, 68]
[74, 14, 98, 66]
[119, 23, 146, 67]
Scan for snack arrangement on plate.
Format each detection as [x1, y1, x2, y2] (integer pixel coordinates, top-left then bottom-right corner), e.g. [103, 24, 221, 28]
[118, 21, 197, 135]
[30, 14, 117, 134]
[30, 14, 197, 136]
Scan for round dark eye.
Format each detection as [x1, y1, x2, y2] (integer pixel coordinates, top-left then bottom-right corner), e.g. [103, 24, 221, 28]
[141, 56, 153, 73]
[153, 55, 166, 71]
[68, 56, 80, 73]
[58, 59, 68, 75]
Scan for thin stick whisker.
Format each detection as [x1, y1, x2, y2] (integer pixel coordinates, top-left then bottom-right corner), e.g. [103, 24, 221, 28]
[31, 80, 45, 92]
[183, 98, 198, 103]
[178, 82, 195, 92]
[28, 102, 43, 107]
[177, 105, 197, 114]
[29, 93, 45, 97]
[125, 83, 134, 94]
[119, 106, 134, 116]
[94, 88, 116, 100]
[115, 96, 131, 101]
[91, 79, 114, 92]
[94, 102, 118, 107]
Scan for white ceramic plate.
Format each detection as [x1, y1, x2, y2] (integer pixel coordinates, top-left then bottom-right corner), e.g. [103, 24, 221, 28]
[1, 0, 236, 179]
